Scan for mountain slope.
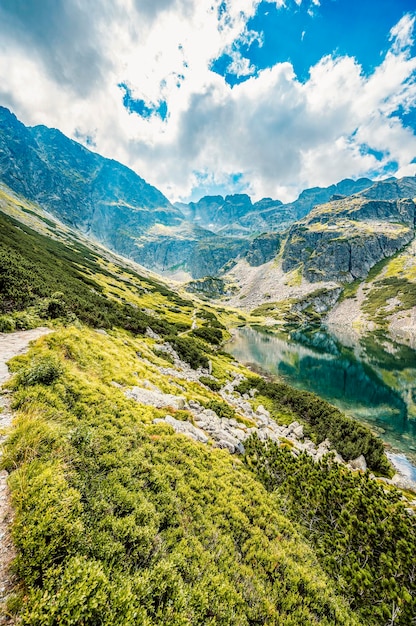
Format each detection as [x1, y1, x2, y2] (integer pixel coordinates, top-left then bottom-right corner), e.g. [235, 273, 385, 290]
[219, 176, 416, 351]
[0, 107, 378, 280]
[2, 188, 416, 624]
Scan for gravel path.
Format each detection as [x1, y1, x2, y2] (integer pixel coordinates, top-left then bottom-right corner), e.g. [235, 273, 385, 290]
[0, 328, 52, 623]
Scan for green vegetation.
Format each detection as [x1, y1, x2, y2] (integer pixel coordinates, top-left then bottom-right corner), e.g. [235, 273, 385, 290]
[245, 438, 416, 625]
[199, 376, 222, 392]
[191, 325, 223, 345]
[236, 376, 390, 475]
[3, 329, 359, 625]
[0, 210, 189, 337]
[1, 196, 415, 625]
[363, 276, 416, 326]
[165, 335, 210, 370]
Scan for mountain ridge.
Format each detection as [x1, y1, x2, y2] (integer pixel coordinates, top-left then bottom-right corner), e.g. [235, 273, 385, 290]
[0, 106, 384, 279]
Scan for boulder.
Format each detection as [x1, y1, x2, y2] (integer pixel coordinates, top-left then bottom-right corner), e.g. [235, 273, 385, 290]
[293, 425, 304, 439]
[163, 415, 209, 444]
[349, 455, 367, 471]
[256, 405, 270, 418]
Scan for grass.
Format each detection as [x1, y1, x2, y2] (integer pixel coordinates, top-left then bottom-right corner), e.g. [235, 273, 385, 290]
[1, 184, 415, 625]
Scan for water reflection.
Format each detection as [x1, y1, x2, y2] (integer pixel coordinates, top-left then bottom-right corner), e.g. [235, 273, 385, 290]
[227, 327, 416, 471]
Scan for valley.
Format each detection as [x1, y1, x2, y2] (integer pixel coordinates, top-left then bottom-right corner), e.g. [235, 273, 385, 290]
[1, 107, 416, 624]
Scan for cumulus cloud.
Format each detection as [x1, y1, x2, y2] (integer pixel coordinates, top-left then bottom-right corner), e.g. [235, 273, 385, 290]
[0, 0, 415, 202]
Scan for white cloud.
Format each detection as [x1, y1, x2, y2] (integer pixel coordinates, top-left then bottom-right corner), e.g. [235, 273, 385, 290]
[389, 13, 415, 53]
[0, 1, 415, 203]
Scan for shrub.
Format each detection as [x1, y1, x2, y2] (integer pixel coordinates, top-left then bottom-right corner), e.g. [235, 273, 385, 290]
[199, 376, 222, 392]
[0, 314, 16, 332]
[191, 326, 223, 345]
[152, 348, 174, 365]
[16, 355, 63, 387]
[205, 399, 235, 420]
[166, 336, 209, 370]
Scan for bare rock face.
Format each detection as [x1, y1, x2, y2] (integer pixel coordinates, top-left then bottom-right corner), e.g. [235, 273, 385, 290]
[282, 196, 416, 283]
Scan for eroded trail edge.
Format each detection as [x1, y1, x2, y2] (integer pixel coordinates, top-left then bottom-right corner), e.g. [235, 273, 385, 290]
[0, 328, 52, 622]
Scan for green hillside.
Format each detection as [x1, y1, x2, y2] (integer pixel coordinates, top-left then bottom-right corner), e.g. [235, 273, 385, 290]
[1, 191, 416, 625]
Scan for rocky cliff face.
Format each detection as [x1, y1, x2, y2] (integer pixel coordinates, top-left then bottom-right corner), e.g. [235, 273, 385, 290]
[245, 232, 281, 266]
[0, 107, 251, 278]
[283, 196, 416, 282]
[0, 108, 179, 232]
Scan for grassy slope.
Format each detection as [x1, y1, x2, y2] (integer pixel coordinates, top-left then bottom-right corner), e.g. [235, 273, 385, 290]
[0, 187, 415, 624]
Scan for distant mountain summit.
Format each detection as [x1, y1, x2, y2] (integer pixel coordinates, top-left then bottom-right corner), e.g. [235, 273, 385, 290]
[176, 178, 374, 236]
[2, 106, 410, 281]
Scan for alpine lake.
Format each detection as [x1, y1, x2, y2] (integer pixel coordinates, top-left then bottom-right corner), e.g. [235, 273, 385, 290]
[227, 325, 416, 480]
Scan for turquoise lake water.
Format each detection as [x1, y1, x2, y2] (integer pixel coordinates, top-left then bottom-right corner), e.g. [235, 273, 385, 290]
[227, 327, 416, 480]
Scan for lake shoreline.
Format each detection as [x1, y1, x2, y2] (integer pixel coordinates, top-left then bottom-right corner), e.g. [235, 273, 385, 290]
[228, 325, 416, 483]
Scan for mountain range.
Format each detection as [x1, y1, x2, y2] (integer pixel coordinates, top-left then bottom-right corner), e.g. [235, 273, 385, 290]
[1, 105, 416, 350]
[1, 106, 416, 625]
[0, 106, 377, 278]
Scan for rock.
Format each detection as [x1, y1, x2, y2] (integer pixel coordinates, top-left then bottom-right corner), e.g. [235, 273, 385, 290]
[255, 405, 270, 418]
[199, 409, 219, 421]
[349, 455, 367, 471]
[163, 415, 209, 444]
[126, 386, 186, 410]
[146, 328, 161, 340]
[236, 441, 245, 454]
[188, 400, 203, 412]
[332, 452, 345, 464]
[245, 232, 281, 267]
[293, 425, 304, 439]
[390, 474, 416, 493]
[216, 440, 236, 453]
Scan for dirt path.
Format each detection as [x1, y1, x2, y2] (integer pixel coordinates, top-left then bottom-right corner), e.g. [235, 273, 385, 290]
[0, 328, 52, 623]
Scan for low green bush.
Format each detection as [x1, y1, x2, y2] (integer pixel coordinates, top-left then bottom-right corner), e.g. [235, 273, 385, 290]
[245, 437, 416, 625]
[0, 314, 16, 332]
[152, 348, 174, 364]
[15, 355, 63, 387]
[191, 326, 223, 345]
[199, 376, 222, 392]
[205, 399, 235, 420]
[166, 335, 209, 370]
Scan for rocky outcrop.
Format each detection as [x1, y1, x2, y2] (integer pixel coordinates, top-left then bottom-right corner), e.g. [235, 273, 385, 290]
[125, 386, 187, 410]
[125, 368, 350, 464]
[282, 197, 416, 283]
[245, 233, 281, 266]
[184, 277, 238, 297]
[291, 286, 342, 316]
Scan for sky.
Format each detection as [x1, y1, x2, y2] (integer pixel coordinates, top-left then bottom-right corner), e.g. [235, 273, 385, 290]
[0, 0, 415, 203]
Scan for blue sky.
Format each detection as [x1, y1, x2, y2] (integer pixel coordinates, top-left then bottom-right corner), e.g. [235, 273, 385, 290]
[213, 0, 416, 84]
[0, 0, 415, 202]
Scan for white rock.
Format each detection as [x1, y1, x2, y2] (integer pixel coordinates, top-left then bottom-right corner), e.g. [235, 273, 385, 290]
[293, 425, 304, 439]
[256, 405, 270, 418]
[349, 455, 367, 472]
[164, 415, 209, 444]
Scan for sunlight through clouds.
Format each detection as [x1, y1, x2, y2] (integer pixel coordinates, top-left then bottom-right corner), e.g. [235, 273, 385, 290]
[0, 0, 414, 202]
